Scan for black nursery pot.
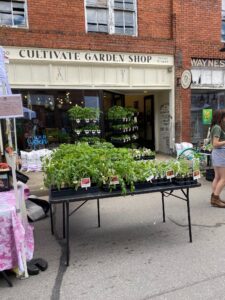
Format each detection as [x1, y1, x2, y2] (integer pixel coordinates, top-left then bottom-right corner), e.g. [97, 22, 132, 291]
[172, 177, 186, 185]
[142, 155, 155, 160]
[51, 184, 100, 198]
[151, 178, 170, 186]
[134, 181, 153, 189]
[173, 177, 197, 186]
[102, 184, 121, 192]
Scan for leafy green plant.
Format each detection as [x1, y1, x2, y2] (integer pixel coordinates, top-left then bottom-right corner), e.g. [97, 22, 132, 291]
[68, 105, 101, 120]
[83, 124, 100, 130]
[42, 143, 199, 196]
[177, 158, 191, 177]
[68, 105, 85, 120]
[193, 158, 200, 172]
[108, 106, 128, 120]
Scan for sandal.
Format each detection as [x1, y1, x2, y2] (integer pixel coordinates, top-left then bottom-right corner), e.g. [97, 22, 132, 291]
[27, 261, 39, 275]
[32, 258, 48, 271]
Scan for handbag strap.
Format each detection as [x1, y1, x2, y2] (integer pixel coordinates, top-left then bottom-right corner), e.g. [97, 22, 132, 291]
[206, 127, 211, 139]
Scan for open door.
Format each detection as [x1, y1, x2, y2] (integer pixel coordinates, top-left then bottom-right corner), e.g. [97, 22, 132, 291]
[144, 96, 155, 149]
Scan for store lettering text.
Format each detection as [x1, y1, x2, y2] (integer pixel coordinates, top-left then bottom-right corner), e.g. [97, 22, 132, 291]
[18, 49, 152, 64]
[191, 58, 225, 68]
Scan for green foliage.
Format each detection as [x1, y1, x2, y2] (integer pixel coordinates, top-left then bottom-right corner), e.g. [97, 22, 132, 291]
[107, 106, 137, 120]
[108, 106, 128, 120]
[177, 158, 191, 177]
[68, 105, 101, 120]
[42, 143, 199, 195]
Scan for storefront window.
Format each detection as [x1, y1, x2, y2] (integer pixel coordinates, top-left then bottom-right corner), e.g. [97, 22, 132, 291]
[13, 89, 102, 150]
[191, 91, 225, 145]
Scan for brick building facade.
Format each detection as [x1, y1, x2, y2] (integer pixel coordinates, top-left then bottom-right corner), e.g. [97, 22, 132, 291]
[0, 0, 224, 152]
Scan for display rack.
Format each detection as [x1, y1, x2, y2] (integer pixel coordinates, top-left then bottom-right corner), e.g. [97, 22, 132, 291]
[107, 106, 139, 146]
[72, 119, 101, 144]
[68, 105, 101, 144]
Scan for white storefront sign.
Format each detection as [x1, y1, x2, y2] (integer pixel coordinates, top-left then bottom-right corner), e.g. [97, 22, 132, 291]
[4, 47, 174, 90]
[5, 47, 173, 66]
[191, 58, 225, 89]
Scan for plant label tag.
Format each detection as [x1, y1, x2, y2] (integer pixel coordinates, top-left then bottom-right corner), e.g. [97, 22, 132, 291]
[110, 176, 119, 185]
[166, 170, 175, 179]
[81, 178, 91, 188]
[146, 175, 154, 182]
[193, 170, 201, 180]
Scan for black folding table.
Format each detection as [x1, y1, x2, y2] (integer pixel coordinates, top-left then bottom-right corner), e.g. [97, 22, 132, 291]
[49, 182, 201, 266]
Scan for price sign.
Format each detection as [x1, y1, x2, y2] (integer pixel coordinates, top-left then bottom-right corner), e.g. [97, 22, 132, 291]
[110, 176, 119, 185]
[0, 94, 23, 119]
[81, 178, 91, 188]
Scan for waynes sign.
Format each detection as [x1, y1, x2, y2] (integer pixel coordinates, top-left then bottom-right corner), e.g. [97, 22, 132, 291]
[192, 58, 225, 68]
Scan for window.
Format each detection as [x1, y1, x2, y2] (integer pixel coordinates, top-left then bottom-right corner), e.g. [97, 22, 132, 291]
[0, 0, 27, 27]
[85, 0, 137, 36]
[222, 0, 225, 41]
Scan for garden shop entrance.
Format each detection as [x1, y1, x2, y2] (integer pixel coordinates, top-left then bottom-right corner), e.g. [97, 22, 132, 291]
[102, 89, 170, 152]
[103, 90, 155, 149]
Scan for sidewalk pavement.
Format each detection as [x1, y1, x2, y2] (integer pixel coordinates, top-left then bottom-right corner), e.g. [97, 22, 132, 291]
[3, 166, 225, 299]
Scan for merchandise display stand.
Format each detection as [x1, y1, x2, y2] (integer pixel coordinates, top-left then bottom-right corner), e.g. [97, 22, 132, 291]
[49, 182, 201, 266]
[0, 47, 29, 284]
[107, 106, 139, 147]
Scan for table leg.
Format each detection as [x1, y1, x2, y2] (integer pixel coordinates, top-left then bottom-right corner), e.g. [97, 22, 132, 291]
[50, 203, 54, 235]
[63, 202, 65, 239]
[1, 271, 13, 287]
[186, 188, 192, 243]
[207, 155, 211, 167]
[66, 201, 70, 266]
[97, 198, 101, 228]
[161, 192, 166, 223]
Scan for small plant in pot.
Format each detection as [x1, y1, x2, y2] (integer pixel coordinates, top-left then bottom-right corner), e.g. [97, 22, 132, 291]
[155, 161, 171, 185]
[68, 105, 84, 123]
[108, 106, 128, 122]
[174, 159, 191, 185]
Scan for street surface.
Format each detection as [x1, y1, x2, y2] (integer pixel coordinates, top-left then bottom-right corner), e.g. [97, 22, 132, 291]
[1, 177, 225, 300]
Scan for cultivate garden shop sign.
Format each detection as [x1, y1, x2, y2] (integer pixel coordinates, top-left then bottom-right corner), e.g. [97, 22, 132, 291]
[4, 47, 173, 66]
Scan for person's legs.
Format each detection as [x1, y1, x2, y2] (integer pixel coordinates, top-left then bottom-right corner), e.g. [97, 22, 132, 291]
[212, 166, 220, 194]
[214, 167, 225, 196]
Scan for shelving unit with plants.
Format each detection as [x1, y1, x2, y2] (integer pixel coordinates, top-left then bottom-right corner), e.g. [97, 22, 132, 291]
[131, 148, 155, 160]
[68, 105, 102, 144]
[107, 106, 139, 146]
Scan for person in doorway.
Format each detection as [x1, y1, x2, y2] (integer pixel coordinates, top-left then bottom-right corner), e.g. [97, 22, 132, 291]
[210, 109, 225, 207]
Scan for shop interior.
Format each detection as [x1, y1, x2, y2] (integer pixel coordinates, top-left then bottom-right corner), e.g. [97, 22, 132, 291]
[11, 89, 158, 151]
[191, 90, 225, 146]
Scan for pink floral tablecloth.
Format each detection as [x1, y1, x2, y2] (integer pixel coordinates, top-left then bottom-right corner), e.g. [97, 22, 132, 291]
[0, 190, 34, 272]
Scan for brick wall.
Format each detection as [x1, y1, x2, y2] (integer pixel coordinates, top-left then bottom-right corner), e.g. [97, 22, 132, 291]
[173, 0, 225, 142]
[0, 0, 174, 53]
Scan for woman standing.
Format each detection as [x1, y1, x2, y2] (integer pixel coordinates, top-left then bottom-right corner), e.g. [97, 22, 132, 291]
[210, 109, 225, 207]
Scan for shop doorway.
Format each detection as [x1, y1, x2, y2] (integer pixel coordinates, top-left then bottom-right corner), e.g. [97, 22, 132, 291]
[144, 96, 155, 149]
[102, 90, 155, 149]
[103, 91, 125, 111]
